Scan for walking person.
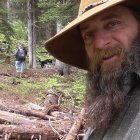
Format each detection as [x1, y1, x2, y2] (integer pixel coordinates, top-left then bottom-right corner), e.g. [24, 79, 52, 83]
[15, 43, 27, 78]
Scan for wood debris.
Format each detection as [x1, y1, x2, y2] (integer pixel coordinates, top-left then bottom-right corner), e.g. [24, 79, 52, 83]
[0, 100, 85, 140]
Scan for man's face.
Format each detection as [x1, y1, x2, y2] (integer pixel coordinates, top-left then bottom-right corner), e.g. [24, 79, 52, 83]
[81, 5, 140, 132]
[80, 5, 139, 74]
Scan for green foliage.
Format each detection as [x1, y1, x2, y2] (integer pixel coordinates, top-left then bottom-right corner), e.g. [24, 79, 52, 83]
[9, 20, 28, 52]
[8, 0, 27, 22]
[38, 0, 79, 25]
[65, 71, 86, 106]
[42, 72, 86, 106]
[11, 20, 27, 41]
[45, 74, 65, 88]
[70, 74, 86, 105]
[36, 45, 54, 61]
[0, 34, 5, 41]
[0, 83, 9, 90]
[71, 74, 86, 94]
[0, 4, 14, 43]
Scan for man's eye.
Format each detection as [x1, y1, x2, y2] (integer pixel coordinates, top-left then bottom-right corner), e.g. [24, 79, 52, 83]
[106, 20, 121, 29]
[84, 31, 94, 40]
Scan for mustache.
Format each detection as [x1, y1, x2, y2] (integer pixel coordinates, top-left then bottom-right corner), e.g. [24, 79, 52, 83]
[95, 46, 122, 60]
[88, 45, 124, 72]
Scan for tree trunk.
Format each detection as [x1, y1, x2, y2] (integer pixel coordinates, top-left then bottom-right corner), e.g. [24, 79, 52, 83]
[55, 60, 71, 76]
[55, 21, 71, 75]
[32, 0, 37, 68]
[27, 0, 36, 68]
[7, 0, 10, 20]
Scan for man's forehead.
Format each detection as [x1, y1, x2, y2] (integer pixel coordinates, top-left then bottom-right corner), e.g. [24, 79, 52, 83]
[80, 5, 132, 26]
[99, 5, 132, 19]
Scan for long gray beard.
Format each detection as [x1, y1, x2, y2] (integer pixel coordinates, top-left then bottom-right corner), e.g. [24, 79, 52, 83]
[84, 38, 140, 133]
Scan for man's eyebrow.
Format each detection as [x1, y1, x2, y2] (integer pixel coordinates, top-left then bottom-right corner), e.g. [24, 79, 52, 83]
[80, 25, 89, 33]
[80, 13, 120, 32]
[101, 13, 120, 21]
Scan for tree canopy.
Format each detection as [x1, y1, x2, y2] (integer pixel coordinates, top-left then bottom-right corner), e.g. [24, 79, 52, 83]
[0, 2, 13, 43]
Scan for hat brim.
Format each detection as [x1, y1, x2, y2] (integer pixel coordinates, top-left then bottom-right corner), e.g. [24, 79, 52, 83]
[45, 0, 140, 70]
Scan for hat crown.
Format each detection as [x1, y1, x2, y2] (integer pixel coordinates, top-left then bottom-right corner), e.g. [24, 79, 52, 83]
[78, 0, 109, 15]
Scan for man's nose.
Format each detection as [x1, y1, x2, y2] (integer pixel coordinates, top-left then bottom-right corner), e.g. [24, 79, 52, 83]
[93, 30, 111, 49]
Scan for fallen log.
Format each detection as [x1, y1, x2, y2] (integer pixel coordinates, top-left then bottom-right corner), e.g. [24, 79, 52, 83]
[0, 102, 56, 120]
[0, 100, 77, 139]
[0, 110, 71, 138]
[65, 108, 85, 140]
[0, 124, 59, 140]
[0, 109, 47, 126]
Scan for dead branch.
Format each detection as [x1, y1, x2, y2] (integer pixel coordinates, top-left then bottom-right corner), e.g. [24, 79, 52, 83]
[49, 118, 63, 139]
[65, 108, 85, 140]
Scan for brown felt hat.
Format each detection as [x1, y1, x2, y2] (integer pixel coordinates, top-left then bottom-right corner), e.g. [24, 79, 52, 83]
[45, 0, 140, 70]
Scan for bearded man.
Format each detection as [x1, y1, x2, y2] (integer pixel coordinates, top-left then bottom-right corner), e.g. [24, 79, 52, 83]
[45, 0, 140, 139]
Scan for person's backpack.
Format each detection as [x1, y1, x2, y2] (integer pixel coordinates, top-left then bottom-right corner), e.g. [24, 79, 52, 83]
[16, 47, 26, 60]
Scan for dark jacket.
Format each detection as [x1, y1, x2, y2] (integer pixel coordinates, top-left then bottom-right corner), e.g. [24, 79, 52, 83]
[15, 47, 27, 61]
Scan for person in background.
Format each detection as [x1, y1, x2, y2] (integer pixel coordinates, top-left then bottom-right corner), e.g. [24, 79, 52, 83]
[15, 43, 27, 78]
[45, 0, 140, 139]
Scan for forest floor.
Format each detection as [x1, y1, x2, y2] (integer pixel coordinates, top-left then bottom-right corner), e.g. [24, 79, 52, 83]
[0, 63, 86, 140]
[0, 64, 57, 105]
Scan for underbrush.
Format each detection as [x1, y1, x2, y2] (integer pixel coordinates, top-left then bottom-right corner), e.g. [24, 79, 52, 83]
[0, 65, 87, 108]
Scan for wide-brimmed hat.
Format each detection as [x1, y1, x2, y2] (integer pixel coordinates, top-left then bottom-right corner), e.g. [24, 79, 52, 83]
[45, 0, 140, 70]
